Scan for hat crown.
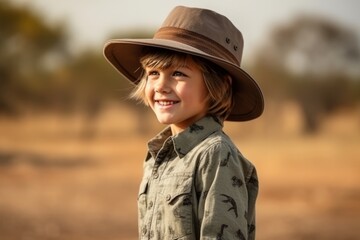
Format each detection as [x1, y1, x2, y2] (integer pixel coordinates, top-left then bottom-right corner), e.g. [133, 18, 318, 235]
[155, 6, 244, 67]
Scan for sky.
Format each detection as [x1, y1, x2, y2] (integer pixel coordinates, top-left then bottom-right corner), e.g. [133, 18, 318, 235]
[13, 0, 360, 60]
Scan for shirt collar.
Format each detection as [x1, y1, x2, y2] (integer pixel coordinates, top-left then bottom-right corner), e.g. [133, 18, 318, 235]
[147, 116, 223, 160]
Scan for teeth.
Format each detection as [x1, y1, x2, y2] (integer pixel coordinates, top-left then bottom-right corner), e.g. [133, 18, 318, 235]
[157, 101, 176, 106]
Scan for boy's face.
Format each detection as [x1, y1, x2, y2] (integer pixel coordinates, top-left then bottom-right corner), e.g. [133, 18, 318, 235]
[144, 56, 209, 134]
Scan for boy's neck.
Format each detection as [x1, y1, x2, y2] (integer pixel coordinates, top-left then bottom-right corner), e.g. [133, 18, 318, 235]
[170, 124, 185, 136]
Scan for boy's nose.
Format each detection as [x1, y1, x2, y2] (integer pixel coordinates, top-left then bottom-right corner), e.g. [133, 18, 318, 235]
[154, 75, 171, 93]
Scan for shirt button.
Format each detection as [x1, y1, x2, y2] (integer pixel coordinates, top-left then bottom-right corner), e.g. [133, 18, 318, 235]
[166, 194, 171, 201]
[148, 201, 153, 209]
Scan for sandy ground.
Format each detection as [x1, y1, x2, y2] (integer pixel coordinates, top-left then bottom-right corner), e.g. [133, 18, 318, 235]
[0, 104, 359, 240]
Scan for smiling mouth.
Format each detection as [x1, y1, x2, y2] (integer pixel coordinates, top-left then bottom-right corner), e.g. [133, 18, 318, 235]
[155, 100, 180, 106]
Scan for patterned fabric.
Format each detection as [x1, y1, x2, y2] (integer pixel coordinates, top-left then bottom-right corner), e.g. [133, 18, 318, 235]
[138, 116, 258, 240]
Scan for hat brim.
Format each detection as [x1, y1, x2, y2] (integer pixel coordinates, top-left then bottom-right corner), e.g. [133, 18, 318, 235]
[104, 39, 264, 121]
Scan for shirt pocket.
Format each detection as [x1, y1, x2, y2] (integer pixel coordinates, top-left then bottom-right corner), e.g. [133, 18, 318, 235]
[159, 173, 193, 239]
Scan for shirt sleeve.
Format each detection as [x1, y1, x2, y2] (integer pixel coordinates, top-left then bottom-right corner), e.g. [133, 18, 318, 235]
[195, 140, 250, 240]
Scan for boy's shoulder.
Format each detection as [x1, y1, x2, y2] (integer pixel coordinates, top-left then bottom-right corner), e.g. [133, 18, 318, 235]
[199, 129, 238, 153]
[199, 131, 256, 175]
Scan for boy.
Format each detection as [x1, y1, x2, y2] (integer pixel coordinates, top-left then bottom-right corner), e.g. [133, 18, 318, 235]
[104, 5, 264, 240]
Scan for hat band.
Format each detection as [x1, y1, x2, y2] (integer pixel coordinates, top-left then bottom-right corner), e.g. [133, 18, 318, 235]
[154, 27, 240, 66]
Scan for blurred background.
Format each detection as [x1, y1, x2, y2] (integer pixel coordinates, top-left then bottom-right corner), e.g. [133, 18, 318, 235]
[0, 0, 359, 239]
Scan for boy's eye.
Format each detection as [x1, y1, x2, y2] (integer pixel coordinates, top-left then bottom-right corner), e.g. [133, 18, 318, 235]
[148, 70, 159, 76]
[173, 71, 187, 77]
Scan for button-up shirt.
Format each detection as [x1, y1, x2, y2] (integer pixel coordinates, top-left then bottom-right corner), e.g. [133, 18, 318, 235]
[138, 116, 258, 240]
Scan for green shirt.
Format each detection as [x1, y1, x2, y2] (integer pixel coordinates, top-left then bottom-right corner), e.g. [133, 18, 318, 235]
[138, 116, 258, 240]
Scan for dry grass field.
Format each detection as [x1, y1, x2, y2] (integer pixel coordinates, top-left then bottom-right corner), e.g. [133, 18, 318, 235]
[0, 103, 359, 240]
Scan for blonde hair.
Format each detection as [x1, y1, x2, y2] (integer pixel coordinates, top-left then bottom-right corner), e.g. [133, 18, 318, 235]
[130, 47, 234, 121]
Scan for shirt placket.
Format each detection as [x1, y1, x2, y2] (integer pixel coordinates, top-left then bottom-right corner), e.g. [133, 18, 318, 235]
[143, 141, 172, 239]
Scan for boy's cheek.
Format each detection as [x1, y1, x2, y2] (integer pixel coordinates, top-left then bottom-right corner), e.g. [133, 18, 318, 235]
[144, 90, 153, 106]
[144, 96, 153, 107]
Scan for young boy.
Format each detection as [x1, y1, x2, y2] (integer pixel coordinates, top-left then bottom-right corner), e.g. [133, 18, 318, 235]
[104, 5, 264, 240]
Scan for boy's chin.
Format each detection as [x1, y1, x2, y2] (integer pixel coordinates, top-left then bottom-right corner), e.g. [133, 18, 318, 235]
[155, 116, 174, 125]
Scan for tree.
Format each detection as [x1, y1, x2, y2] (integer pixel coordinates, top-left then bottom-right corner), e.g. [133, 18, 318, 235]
[0, 0, 67, 114]
[251, 15, 360, 133]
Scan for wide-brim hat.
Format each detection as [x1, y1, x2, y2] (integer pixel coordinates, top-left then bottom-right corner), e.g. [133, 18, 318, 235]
[104, 5, 264, 121]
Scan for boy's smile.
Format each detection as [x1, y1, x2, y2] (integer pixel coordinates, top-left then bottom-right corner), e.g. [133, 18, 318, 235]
[155, 100, 180, 107]
[145, 57, 209, 134]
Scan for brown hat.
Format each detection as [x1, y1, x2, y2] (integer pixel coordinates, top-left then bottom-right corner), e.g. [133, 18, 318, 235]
[104, 5, 264, 121]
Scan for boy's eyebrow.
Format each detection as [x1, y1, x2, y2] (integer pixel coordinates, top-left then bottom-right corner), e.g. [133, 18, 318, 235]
[175, 64, 191, 69]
